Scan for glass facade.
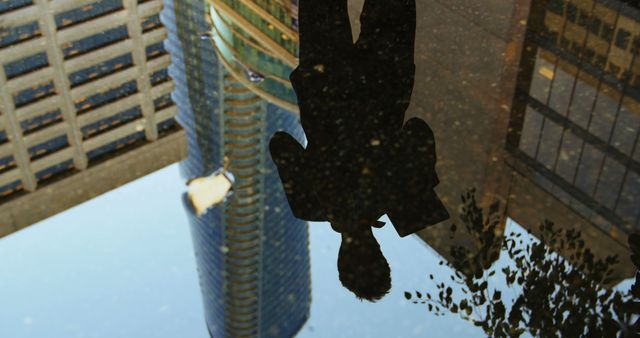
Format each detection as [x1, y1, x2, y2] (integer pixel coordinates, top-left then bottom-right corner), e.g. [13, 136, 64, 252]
[207, 0, 298, 110]
[508, 0, 640, 233]
[161, 0, 310, 336]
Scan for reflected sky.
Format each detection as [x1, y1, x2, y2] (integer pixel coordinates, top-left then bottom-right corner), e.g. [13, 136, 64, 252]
[0, 164, 485, 338]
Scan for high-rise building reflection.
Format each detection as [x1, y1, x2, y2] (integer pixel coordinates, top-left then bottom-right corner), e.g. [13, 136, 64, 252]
[509, 0, 640, 237]
[370, 0, 640, 281]
[161, 0, 310, 337]
[0, 0, 183, 236]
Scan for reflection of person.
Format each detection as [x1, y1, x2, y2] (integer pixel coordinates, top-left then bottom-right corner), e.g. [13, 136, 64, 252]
[270, 0, 449, 301]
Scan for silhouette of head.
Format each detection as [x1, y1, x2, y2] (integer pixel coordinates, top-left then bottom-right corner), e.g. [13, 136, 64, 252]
[337, 227, 391, 301]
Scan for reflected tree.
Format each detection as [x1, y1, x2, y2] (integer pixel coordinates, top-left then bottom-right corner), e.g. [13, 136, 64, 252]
[406, 189, 640, 338]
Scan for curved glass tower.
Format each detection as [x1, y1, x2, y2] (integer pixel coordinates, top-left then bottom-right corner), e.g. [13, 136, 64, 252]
[206, 0, 299, 111]
[161, 0, 310, 337]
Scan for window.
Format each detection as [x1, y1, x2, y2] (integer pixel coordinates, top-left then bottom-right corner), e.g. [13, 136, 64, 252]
[566, 3, 578, 22]
[28, 135, 69, 161]
[608, 62, 621, 76]
[35, 160, 74, 182]
[632, 36, 640, 54]
[20, 110, 63, 134]
[149, 68, 170, 86]
[68, 53, 133, 87]
[0, 155, 16, 174]
[141, 14, 162, 33]
[615, 29, 631, 49]
[145, 41, 167, 60]
[547, 0, 565, 15]
[87, 131, 146, 162]
[74, 80, 138, 114]
[601, 24, 614, 41]
[0, 21, 40, 49]
[81, 106, 142, 139]
[54, 0, 123, 30]
[577, 10, 590, 27]
[581, 47, 595, 62]
[589, 17, 602, 35]
[0, 0, 32, 14]
[157, 118, 178, 136]
[3, 52, 48, 79]
[12, 81, 56, 108]
[0, 180, 22, 198]
[153, 93, 174, 111]
[61, 25, 129, 59]
[594, 54, 607, 68]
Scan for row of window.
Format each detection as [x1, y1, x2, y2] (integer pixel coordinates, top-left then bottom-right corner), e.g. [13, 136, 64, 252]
[541, 27, 639, 87]
[8, 42, 168, 113]
[215, 38, 297, 106]
[0, 3, 160, 51]
[27, 134, 68, 161]
[0, 0, 31, 15]
[0, 117, 178, 200]
[0, 21, 40, 50]
[547, 0, 639, 25]
[2, 68, 172, 168]
[55, 0, 123, 31]
[248, 0, 297, 30]
[3, 16, 164, 81]
[540, 1, 640, 86]
[20, 110, 63, 136]
[8, 66, 170, 139]
[219, 22, 293, 80]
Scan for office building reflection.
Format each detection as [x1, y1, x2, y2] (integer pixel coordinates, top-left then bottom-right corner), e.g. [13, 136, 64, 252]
[361, 0, 640, 281]
[161, 0, 310, 337]
[509, 0, 640, 236]
[0, 0, 183, 236]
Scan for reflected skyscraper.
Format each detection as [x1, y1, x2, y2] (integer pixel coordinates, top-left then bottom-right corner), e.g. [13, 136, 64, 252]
[509, 0, 640, 237]
[0, 0, 183, 236]
[348, 0, 640, 281]
[161, 0, 310, 337]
